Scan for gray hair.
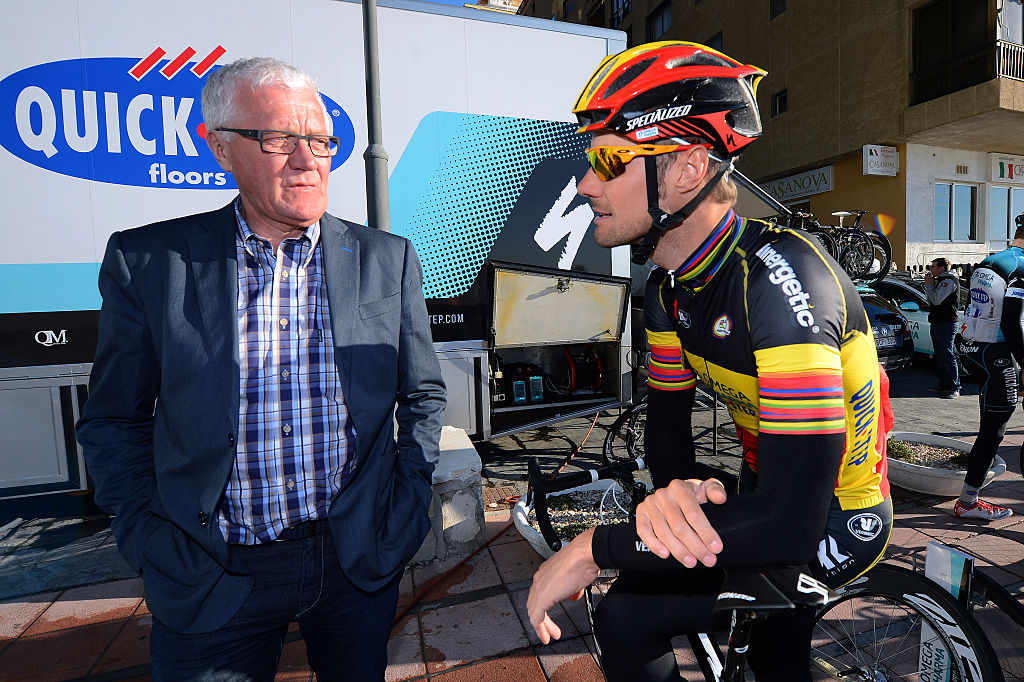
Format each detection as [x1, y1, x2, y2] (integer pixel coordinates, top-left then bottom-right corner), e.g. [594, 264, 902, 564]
[202, 57, 329, 136]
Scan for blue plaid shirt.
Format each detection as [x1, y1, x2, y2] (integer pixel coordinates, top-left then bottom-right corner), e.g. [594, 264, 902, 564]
[219, 201, 357, 544]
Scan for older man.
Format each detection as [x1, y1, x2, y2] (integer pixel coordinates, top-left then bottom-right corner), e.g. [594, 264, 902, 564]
[77, 57, 446, 680]
[924, 257, 961, 398]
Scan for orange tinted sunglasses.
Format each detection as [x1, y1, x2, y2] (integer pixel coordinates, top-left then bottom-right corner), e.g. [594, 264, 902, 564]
[586, 143, 703, 181]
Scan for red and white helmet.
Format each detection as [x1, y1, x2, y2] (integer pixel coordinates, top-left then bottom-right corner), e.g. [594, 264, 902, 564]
[573, 41, 766, 158]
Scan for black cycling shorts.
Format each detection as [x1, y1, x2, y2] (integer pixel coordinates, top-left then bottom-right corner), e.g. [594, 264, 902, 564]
[956, 339, 1019, 413]
[814, 497, 892, 587]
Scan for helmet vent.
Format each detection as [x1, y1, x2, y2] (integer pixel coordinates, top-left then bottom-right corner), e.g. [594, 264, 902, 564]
[666, 53, 733, 69]
[603, 57, 658, 99]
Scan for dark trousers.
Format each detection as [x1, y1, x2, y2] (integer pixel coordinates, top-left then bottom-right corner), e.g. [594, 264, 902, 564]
[930, 321, 960, 391]
[149, 527, 400, 681]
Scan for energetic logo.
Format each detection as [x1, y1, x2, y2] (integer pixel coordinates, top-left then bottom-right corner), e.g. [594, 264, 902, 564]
[754, 242, 816, 330]
[712, 314, 732, 338]
[0, 48, 355, 189]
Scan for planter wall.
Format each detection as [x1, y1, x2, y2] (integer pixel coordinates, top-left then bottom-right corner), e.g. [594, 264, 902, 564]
[887, 431, 1006, 497]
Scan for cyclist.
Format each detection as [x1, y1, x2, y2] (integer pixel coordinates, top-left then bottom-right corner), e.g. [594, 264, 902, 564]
[526, 41, 893, 681]
[953, 214, 1024, 521]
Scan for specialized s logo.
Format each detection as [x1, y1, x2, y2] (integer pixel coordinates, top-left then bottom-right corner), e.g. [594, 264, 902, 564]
[754, 243, 817, 330]
[0, 48, 355, 188]
[677, 309, 692, 328]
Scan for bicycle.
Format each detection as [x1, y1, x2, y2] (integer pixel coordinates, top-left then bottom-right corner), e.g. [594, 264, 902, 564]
[785, 210, 893, 285]
[523, 455, 1005, 681]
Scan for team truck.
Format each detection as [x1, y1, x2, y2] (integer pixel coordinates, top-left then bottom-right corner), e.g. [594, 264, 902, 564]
[0, 0, 633, 499]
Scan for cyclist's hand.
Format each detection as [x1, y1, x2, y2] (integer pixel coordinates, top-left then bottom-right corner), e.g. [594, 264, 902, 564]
[527, 527, 600, 645]
[635, 478, 726, 568]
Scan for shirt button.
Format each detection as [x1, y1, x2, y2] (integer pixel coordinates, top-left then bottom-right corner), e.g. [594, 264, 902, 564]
[281, 369, 290, 379]
[280, 318, 288, 327]
[286, 479, 296, 490]
[282, 271, 289, 279]
[283, 424, 292, 434]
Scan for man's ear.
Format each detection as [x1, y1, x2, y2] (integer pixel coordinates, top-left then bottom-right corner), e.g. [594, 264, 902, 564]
[667, 145, 709, 195]
[206, 130, 233, 172]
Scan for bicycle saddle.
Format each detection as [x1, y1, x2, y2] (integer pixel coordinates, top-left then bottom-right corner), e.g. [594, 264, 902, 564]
[712, 565, 836, 614]
[831, 211, 854, 217]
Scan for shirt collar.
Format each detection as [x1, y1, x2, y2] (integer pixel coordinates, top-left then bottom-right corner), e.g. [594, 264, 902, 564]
[233, 197, 321, 262]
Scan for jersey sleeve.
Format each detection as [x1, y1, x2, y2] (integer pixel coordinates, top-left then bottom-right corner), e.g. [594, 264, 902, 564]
[642, 269, 698, 487]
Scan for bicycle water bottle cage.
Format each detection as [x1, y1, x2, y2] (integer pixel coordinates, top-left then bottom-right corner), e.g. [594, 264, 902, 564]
[713, 565, 836, 615]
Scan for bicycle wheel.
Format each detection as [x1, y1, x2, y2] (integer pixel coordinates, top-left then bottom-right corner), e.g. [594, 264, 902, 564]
[602, 399, 647, 465]
[810, 563, 1004, 681]
[808, 228, 838, 261]
[838, 230, 874, 280]
[860, 232, 893, 285]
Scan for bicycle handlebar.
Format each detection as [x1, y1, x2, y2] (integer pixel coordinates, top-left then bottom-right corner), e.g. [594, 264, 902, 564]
[527, 455, 648, 553]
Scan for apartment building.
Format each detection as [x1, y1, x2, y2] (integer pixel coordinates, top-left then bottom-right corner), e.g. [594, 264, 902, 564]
[518, 0, 1024, 269]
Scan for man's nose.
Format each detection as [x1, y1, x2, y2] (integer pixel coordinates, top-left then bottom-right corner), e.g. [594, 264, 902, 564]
[288, 139, 319, 169]
[577, 167, 600, 198]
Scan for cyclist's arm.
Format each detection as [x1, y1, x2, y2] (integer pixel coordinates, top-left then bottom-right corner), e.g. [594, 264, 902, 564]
[643, 271, 698, 488]
[999, 278, 1024, 362]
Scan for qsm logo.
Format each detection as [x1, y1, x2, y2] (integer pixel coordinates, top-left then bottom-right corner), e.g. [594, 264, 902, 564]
[0, 47, 356, 189]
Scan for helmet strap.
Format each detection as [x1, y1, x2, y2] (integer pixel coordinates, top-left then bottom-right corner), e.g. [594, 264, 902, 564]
[630, 154, 735, 265]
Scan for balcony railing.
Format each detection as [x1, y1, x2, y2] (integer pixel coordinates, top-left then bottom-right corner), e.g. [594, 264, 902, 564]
[912, 40, 1024, 105]
[997, 39, 1024, 81]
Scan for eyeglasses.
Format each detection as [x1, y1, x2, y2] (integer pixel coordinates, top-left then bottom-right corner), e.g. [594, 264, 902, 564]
[585, 143, 706, 181]
[216, 128, 341, 157]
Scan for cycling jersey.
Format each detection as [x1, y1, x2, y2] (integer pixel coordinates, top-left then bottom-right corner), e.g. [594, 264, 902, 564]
[592, 209, 891, 573]
[962, 246, 1024, 351]
[646, 210, 889, 510]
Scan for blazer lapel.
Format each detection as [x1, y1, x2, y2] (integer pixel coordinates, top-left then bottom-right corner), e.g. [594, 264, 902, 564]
[189, 203, 239, 375]
[321, 213, 357, 405]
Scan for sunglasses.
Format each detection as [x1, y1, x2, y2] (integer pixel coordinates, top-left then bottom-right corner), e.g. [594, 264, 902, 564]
[585, 143, 706, 181]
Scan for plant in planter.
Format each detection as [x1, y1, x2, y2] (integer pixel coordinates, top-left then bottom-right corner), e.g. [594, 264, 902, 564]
[886, 431, 1006, 496]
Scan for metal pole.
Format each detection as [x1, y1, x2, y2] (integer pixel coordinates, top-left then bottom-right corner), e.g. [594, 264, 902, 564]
[362, 0, 390, 231]
[729, 166, 791, 217]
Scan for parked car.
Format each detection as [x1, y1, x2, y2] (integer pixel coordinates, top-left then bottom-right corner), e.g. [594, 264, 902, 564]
[858, 289, 914, 372]
[867, 274, 968, 357]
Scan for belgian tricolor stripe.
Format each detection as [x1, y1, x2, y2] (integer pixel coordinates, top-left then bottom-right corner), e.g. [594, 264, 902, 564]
[647, 344, 696, 391]
[758, 371, 845, 434]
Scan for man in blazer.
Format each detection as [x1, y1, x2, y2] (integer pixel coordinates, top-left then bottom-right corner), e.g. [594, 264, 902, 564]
[76, 57, 446, 680]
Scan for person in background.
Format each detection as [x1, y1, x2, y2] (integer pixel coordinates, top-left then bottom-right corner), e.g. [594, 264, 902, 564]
[954, 216, 1024, 521]
[76, 57, 446, 679]
[924, 257, 961, 398]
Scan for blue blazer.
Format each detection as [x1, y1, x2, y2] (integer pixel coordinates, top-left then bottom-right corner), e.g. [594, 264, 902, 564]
[77, 202, 447, 634]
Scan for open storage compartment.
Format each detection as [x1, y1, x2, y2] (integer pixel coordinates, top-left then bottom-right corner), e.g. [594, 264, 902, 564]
[486, 261, 631, 438]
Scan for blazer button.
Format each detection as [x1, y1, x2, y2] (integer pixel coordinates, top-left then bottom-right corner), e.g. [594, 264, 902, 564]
[198, 511, 209, 527]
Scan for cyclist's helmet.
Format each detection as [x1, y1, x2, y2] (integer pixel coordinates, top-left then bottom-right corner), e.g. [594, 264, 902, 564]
[573, 41, 766, 158]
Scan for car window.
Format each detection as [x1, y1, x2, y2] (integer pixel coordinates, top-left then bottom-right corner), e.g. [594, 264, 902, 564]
[874, 281, 925, 309]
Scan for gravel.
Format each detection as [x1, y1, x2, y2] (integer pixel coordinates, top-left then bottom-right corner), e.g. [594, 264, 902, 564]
[888, 439, 970, 470]
[526, 488, 632, 542]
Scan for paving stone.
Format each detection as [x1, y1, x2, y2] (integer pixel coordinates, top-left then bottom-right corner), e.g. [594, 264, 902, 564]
[536, 635, 604, 681]
[428, 651, 546, 681]
[0, 590, 60, 641]
[413, 550, 502, 603]
[90, 614, 151, 675]
[0, 620, 124, 680]
[23, 578, 143, 636]
[386, 612, 425, 682]
[420, 593, 529, 674]
[488, 540, 544, 585]
[275, 637, 312, 681]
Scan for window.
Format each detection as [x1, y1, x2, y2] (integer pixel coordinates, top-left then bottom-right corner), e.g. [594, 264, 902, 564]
[934, 182, 977, 241]
[770, 0, 785, 19]
[990, 186, 1024, 243]
[770, 89, 787, 117]
[706, 31, 723, 51]
[912, 0, 992, 104]
[562, 0, 576, 16]
[612, 0, 631, 25]
[646, 1, 672, 40]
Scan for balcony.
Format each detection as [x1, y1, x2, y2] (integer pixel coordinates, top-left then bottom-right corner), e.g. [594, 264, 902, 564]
[904, 40, 1024, 155]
